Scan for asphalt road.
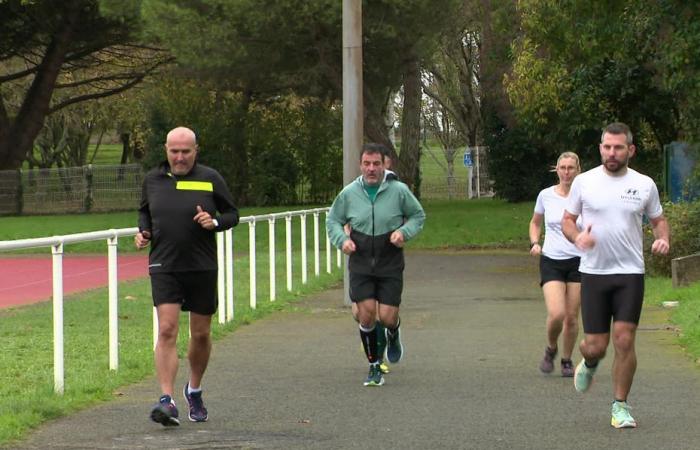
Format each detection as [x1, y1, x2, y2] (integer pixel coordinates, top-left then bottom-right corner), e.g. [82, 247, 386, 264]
[7, 252, 700, 449]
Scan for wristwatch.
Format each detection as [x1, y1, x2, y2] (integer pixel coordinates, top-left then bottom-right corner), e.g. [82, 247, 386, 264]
[530, 242, 539, 248]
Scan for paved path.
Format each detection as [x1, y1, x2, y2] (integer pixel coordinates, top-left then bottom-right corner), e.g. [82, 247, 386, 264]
[7, 252, 700, 449]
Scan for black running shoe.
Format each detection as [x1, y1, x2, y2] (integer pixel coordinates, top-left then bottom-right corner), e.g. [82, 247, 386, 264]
[183, 383, 208, 422]
[150, 395, 180, 426]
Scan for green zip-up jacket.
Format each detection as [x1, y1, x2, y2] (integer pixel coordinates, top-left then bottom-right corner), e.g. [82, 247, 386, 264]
[326, 175, 425, 275]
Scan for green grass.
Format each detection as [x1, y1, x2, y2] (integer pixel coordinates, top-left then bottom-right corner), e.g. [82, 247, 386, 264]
[645, 277, 700, 360]
[410, 199, 533, 249]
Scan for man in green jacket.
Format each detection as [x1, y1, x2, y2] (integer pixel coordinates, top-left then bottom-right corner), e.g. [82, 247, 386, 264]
[327, 143, 426, 386]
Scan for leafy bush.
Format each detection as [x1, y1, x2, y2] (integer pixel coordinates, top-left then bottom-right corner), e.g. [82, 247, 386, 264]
[485, 126, 554, 202]
[644, 199, 700, 276]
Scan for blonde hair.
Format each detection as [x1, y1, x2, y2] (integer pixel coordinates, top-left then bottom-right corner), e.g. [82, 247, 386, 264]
[551, 151, 581, 173]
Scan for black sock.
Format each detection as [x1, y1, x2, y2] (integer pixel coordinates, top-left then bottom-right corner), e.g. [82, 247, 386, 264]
[584, 359, 599, 369]
[359, 324, 378, 363]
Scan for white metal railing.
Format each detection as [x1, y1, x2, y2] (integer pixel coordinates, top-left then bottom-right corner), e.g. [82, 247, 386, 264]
[0, 207, 341, 394]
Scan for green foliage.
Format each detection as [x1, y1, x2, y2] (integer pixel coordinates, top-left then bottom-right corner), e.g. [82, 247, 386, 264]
[506, 0, 685, 183]
[485, 125, 552, 202]
[644, 200, 700, 276]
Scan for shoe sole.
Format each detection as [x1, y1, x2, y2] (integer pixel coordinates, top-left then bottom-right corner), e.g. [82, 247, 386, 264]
[183, 383, 208, 422]
[150, 407, 180, 426]
[363, 378, 385, 386]
[611, 419, 637, 429]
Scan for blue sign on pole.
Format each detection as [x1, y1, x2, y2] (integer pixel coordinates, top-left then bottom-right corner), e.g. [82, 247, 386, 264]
[463, 152, 473, 167]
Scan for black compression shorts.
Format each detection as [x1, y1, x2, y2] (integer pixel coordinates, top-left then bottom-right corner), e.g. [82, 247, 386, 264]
[580, 273, 644, 333]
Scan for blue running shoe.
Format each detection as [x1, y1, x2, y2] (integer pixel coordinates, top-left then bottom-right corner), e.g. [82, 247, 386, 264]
[363, 363, 385, 386]
[183, 383, 208, 422]
[150, 394, 180, 426]
[386, 326, 403, 363]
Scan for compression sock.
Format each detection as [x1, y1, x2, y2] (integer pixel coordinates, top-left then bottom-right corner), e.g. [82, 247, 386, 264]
[359, 323, 378, 363]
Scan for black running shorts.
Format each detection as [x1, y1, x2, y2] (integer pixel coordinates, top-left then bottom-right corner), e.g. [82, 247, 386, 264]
[580, 273, 645, 333]
[539, 255, 581, 286]
[349, 271, 403, 306]
[150, 270, 218, 315]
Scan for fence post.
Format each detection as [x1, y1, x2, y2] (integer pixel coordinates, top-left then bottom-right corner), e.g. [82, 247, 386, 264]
[51, 242, 65, 394]
[107, 235, 119, 371]
[286, 214, 293, 292]
[313, 211, 320, 277]
[249, 220, 257, 309]
[84, 164, 94, 212]
[269, 217, 276, 301]
[301, 213, 308, 284]
[325, 211, 332, 274]
[225, 229, 234, 322]
[16, 169, 24, 215]
[216, 233, 225, 324]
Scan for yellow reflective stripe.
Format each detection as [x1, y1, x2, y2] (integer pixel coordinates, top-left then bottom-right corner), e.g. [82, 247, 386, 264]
[176, 181, 213, 192]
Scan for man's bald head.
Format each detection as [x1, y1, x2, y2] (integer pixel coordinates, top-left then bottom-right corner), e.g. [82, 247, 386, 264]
[165, 127, 198, 175]
[166, 127, 197, 148]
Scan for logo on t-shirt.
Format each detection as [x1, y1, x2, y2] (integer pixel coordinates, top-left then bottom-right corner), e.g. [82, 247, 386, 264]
[621, 187, 642, 203]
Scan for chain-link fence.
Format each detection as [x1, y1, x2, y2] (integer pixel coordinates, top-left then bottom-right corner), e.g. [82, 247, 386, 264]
[420, 146, 494, 200]
[0, 164, 143, 216]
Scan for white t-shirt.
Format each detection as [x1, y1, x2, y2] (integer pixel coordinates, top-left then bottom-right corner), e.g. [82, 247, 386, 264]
[534, 186, 583, 260]
[565, 166, 663, 274]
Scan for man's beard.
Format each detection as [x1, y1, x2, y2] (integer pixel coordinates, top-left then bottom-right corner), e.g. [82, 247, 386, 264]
[603, 157, 628, 172]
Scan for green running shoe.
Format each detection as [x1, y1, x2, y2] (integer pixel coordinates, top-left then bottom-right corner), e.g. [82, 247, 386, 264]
[611, 401, 637, 428]
[574, 359, 596, 393]
[363, 363, 385, 386]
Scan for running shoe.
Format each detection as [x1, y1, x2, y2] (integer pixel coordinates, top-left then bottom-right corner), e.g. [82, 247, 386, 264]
[560, 358, 574, 377]
[539, 346, 557, 373]
[363, 363, 385, 386]
[574, 359, 597, 393]
[386, 326, 403, 363]
[378, 360, 390, 374]
[150, 394, 180, 426]
[611, 400, 637, 428]
[183, 383, 208, 422]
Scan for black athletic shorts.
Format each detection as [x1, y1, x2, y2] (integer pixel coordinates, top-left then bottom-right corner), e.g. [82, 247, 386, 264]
[349, 271, 403, 307]
[150, 270, 218, 315]
[580, 273, 645, 333]
[539, 255, 581, 286]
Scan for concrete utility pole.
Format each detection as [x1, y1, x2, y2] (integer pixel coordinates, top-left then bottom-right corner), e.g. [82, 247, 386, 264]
[342, 0, 362, 304]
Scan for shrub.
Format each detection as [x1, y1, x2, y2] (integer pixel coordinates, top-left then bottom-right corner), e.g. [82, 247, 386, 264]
[485, 126, 554, 202]
[644, 199, 700, 276]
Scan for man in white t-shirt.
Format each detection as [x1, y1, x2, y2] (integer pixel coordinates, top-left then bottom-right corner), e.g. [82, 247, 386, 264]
[562, 122, 670, 429]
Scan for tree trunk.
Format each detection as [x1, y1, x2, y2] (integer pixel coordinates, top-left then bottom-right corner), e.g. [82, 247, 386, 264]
[398, 58, 422, 192]
[0, 3, 80, 170]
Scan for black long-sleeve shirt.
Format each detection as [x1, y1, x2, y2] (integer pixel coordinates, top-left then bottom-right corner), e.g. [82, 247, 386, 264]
[138, 161, 239, 273]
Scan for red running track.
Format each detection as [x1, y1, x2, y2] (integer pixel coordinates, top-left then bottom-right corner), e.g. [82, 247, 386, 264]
[0, 254, 149, 309]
